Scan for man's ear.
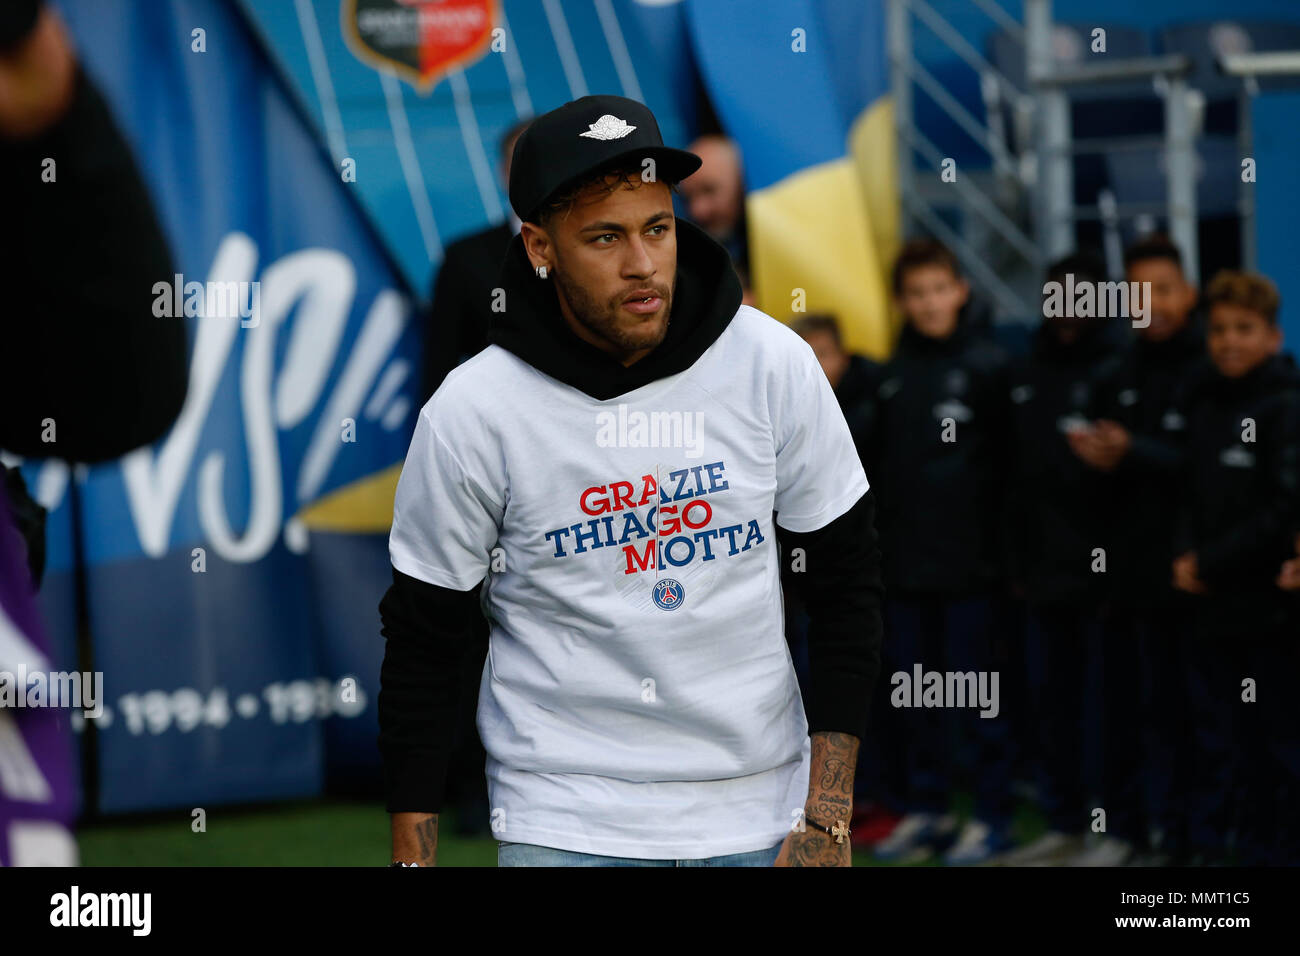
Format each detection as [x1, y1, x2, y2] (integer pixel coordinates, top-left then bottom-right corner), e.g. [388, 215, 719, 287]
[520, 222, 552, 271]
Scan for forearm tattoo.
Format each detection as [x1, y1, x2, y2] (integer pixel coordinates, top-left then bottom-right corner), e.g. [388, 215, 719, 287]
[414, 816, 438, 865]
[783, 731, 859, 866]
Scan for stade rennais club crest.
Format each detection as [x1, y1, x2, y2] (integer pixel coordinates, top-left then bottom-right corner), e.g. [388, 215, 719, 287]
[342, 0, 498, 91]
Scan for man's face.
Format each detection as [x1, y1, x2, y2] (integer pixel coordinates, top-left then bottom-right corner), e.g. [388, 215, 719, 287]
[1127, 257, 1196, 343]
[898, 265, 968, 340]
[679, 138, 743, 241]
[1207, 303, 1281, 378]
[524, 177, 677, 366]
[800, 329, 849, 391]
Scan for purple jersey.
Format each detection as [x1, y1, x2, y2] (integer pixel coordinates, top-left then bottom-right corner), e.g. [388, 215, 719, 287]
[0, 478, 77, 866]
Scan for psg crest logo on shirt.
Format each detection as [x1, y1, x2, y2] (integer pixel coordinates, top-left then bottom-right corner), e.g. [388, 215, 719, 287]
[652, 578, 685, 611]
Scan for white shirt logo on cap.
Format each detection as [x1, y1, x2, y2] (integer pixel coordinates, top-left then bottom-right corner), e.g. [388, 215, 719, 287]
[580, 115, 637, 141]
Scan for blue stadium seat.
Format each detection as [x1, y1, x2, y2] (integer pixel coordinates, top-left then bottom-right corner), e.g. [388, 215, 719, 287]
[1105, 21, 1300, 230]
[988, 22, 1151, 94]
[1159, 19, 1300, 110]
[1105, 133, 1241, 221]
[986, 22, 1161, 215]
[986, 22, 1161, 149]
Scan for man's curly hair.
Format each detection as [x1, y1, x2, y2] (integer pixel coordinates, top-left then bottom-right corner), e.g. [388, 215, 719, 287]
[534, 158, 682, 228]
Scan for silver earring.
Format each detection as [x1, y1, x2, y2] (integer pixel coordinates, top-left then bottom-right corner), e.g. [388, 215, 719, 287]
[535, 265, 549, 279]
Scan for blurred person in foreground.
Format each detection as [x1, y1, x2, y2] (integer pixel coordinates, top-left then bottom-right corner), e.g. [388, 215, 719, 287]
[678, 133, 753, 304]
[378, 95, 883, 867]
[996, 253, 1124, 866]
[865, 240, 1015, 866]
[1170, 271, 1299, 866]
[1066, 235, 1206, 866]
[0, 0, 188, 865]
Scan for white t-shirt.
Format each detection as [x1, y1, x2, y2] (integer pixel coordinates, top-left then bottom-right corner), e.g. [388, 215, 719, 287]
[389, 305, 869, 858]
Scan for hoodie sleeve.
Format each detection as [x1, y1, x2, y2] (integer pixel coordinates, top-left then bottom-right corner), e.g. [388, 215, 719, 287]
[377, 568, 485, 813]
[772, 339, 881, 740]
[775, 491, 884, 740]
[380, 390, 503, 811]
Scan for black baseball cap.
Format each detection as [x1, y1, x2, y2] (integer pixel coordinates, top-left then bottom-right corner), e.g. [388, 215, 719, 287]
[508, 95, 702, 224]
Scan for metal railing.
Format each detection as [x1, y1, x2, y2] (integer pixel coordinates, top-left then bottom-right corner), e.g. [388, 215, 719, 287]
[888, 0, 1219, 312]
[888, 0, 1041, 319]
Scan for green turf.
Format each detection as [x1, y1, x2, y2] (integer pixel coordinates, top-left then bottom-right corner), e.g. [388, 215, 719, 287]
[77, 800, 498, 867]
[76, 793, 1047, 866]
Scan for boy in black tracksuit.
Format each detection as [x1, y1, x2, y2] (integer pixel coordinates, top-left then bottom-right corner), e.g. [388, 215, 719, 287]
[1001, 254, 1124, 865]
[1069, 236, 1208, 863]
[1171, 271, 1300, 866]
[866, 240, 1015, 865]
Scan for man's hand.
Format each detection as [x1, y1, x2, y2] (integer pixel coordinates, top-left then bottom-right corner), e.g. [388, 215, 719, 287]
[391, 812, 438, 866]
[1172, 551, 1208, 594]
[775, 731, 857, 867]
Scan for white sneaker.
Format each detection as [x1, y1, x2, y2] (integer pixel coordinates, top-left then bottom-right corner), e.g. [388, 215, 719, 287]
[943, 819, 1013, 865]
[992, 831, 1085, 866]
[873, 813, 957, 863]
[1067, 836, 1135, 867]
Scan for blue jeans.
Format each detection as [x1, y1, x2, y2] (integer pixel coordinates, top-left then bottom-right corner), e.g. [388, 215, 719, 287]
[497, 839, 785, 867]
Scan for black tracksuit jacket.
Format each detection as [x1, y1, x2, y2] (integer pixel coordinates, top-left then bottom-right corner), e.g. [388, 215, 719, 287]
[1094, 316, 1211, 606]
[1005, 321, 1125, 607]
[1173, 352, 1300, 628]
[836, 353, 880, 468]
[868, 321, 1012, 597]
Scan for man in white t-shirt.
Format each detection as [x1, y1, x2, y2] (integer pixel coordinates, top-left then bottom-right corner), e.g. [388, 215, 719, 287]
[379, 95, 884, 867]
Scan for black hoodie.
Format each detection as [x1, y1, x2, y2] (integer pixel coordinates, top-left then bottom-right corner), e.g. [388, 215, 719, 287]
[377, 218, 884, 813]
[486, 219, 743, 399]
